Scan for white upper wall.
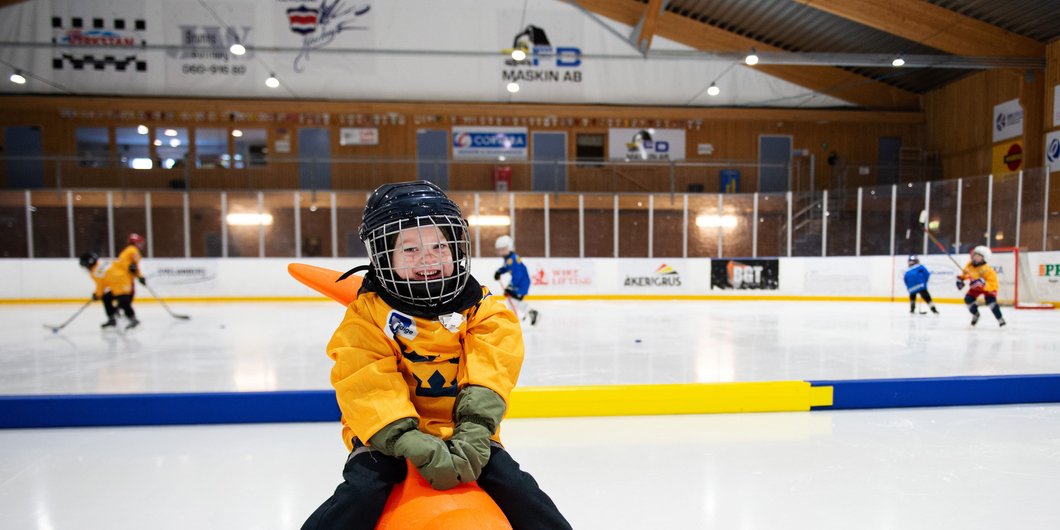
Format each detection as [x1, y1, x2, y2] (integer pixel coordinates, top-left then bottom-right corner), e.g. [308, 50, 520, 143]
[0, 0, 851, 107]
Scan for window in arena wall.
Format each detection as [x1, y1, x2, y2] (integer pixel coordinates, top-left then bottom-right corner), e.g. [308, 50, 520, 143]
[153, 127, 189, 169]
[195, 128, 229, 168]
[116, 127, 151, 169]
[75, 127, 110, 168]
[234, 128, 267, 168]
[575, 133, 605, 167]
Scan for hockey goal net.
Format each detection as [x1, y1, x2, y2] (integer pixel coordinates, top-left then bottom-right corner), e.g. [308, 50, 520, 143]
[990, 247, 1055, 309]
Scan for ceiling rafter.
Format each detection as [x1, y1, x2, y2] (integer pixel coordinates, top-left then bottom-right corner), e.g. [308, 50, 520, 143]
[631, 0, 666, 53]
[793, 0, 1044, 57]
[573, 0, 919, 109]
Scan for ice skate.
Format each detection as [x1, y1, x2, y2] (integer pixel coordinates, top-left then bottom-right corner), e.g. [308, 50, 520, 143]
[970, 313, 980, 326]
[930, 306, 939, 315]
[125, 317, 140, 330]
[998, 318, 1006, 328]
[100, 318, 117, 329]
[529, 309, 539, 326]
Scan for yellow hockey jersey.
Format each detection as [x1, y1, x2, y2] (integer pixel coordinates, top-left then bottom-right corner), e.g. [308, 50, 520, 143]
[88, 262, 133, 297]
[960, 261, 999, 293]
[114, 244, 143, 281]
[327, 288, 523, 451]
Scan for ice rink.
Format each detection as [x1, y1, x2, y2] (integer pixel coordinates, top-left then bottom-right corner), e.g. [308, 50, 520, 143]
[2, 299, 1060, 529]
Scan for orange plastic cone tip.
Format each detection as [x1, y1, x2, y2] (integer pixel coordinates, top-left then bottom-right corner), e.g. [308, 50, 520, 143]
[287, 263, 362, 306]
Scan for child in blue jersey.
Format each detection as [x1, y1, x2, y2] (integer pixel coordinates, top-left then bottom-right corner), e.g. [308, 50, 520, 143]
[904, 255, 939, 315]
[494, 235, 539, 326]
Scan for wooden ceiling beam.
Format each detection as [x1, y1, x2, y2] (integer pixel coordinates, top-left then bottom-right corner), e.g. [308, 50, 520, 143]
[632, 0, 665, 53]
[793, 0, 1044, 57]
[575, 0, 919, 109]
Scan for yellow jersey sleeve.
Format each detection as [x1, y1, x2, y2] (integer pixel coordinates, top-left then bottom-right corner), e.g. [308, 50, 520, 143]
[983, 266, 999, 292]
[327, 298, 418, 449]
[461, 293, 524, 405]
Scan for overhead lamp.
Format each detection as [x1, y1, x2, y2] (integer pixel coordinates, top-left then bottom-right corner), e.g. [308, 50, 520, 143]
[696, 214, 738, 228]
[153, 139, 162, 146]
[229, 43, 246, 56]
[231, 129, 243, 138]
[136, 124, 148, 135]
[164, 128, 177, 137]
[9, 70, 26, 84]
[891, 54, 906, 67]
[511, 49, 527, 61]
[169, 139, 181, 147]
[706, 82, 720, 96]
[506, 82, 520, 93]
[744, 48, 759, 66]
[226, 213, 274, 226]
[265, 74, 279, 88]
[467, 215, 512, 227]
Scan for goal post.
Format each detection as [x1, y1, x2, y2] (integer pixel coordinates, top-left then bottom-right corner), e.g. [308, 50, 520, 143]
[990, 247, 1055, 309]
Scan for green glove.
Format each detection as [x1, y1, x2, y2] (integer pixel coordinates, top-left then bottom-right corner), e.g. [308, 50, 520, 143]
[446, 386, 507, 481]
[369, 418, 464, 490]
[448, 422, 491, 480]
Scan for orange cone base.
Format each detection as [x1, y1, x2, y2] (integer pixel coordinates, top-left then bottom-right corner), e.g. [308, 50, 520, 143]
[376, 461, 511, 530]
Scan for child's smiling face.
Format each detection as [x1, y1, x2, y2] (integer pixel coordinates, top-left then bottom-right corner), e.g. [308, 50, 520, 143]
[391, 225, 455, 280]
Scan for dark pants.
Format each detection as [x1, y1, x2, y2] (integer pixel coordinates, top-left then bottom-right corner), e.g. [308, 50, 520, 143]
[102, 292, 136, 320]
[909, 290, 934, 311]
[302, 444, 572, 530]
[965, 291, 1003, 320]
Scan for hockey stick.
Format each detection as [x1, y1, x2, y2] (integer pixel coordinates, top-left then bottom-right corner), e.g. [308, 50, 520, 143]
[142, 282, 191, 320]
[43, 299, 94, 333]
[918, 210, 964, 270]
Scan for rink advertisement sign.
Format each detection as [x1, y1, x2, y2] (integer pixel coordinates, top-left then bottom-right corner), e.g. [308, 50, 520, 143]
[528, 259, 595, 293]
[452, 127, 528, 160]
[620, 262, 684, 290]
[992, 140, 1023, 174]
[144, 260, 219, 286]
[608, 128, 686, 161]
[992, 98, 1024, 142]
[501, 24, 583, 86]
[339, 127, 378, 146]
[710, 259, 778, 290]
[1046, 130, 1060, 172]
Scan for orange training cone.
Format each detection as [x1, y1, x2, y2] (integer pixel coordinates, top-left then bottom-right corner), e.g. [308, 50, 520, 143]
[288, 263, 511, 528]
[287, 263, 362, 306]
[376, 461, 511, 530]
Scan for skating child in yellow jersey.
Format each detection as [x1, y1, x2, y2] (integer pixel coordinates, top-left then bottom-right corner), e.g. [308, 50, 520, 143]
[956, 245, 1006, 327]
[301, 181, 570, 530]
[79, 252, 137, 329]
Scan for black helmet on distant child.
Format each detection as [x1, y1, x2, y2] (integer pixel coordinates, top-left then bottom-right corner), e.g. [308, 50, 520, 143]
[908, 255, 920, 265]
[359, 181, 471, 308]
[79, 252, 99, 269]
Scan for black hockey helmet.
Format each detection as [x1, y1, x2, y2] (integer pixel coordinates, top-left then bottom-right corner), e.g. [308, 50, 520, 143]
[79, 252, 99, 269]
[359, 181, 471, 308]
[908, 255, 920, 265]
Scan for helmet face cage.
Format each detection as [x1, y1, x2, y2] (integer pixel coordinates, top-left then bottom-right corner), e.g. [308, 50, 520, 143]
[364, 214, 471, 307]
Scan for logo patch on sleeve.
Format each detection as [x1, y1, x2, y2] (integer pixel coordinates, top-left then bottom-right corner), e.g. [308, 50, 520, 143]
[385, 311, 418, 340]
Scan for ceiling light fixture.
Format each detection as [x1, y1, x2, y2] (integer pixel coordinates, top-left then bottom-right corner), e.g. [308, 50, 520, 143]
[229, 43, 246, 56]
[9, 70, 26, 84]
[506, 82, 520, 93]
[231, 129, 243, 138]
[706, 82, 720, 96]
[891, 54, 906, 67]
[744, 48, 759, 66]
[265, 74, 279, 88]
[511, 49, 527, 61]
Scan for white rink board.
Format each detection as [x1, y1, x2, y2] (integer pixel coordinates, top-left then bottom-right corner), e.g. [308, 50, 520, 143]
[1, 253, 1057, 303]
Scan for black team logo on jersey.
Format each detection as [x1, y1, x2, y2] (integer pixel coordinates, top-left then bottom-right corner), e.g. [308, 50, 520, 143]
[624, 264, 681, 287]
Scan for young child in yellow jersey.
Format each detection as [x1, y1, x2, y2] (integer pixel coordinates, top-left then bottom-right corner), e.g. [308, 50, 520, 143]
[301, 181, 570, 530]
[110, 233, 147, 328]
[79, 252, 136, 329]
[956, 245, 1006, 327]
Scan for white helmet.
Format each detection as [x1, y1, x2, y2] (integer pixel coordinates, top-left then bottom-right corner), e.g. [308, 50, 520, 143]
[972, 245, 991, 262]
[495, 234, 514, 252]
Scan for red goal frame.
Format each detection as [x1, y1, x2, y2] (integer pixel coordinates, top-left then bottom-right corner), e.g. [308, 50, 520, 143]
[991, 246, 1054, 310]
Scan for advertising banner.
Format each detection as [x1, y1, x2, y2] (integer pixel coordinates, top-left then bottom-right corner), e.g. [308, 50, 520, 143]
[339, 128, 379, 146]
[710, 259, 778, 290]
[1054, 85, 1060, 127]
[608, 128, 686, 161]
[527, 258, 596, 294]
[992, 140, 1023, 175]
[452, 126, 528, 160]
[617, 260, 686, 293]
[992, 98, 1024, 142]
[1046, 130, 1060, 172]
